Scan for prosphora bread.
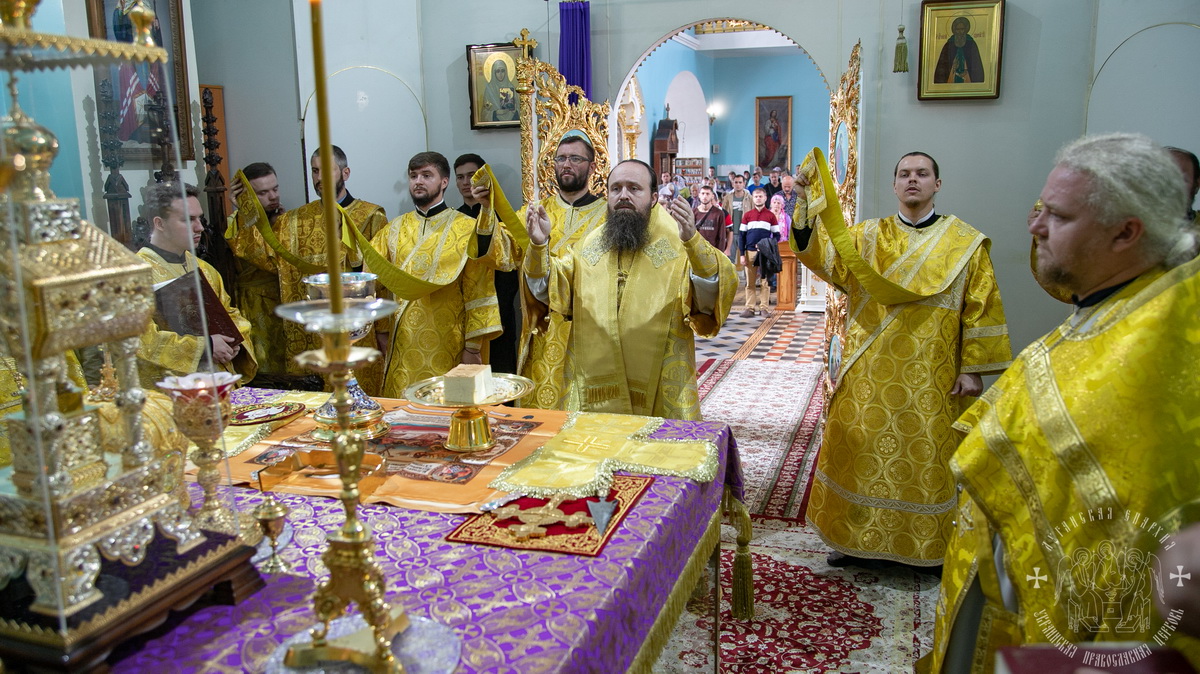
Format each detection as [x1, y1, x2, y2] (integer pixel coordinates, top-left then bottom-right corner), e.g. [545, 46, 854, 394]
[443, 364, 495, 403]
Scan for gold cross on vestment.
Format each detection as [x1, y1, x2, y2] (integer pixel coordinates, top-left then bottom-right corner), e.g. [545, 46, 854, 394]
[514, 28, 538, 60]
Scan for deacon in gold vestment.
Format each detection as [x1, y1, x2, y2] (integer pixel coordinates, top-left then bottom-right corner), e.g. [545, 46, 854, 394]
[478, 131, 607, 409]
[795, 151, 1011, 568]
[924, 133, 1200, 673]
[136, 184, 257, 389]
[369, 151, 511, 397]
[226, 146, 387, 392]
[225, 162, 287, 373]
[524, 160, 737, 421]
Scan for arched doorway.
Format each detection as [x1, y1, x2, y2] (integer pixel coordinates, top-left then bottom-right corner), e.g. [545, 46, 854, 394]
[609, 19, 831, 185]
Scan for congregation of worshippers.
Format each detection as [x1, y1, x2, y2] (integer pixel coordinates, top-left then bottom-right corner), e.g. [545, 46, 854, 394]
[117, 6, 1200, 671]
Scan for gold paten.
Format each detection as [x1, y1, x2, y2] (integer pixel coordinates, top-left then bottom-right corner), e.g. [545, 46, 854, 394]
[403, 373, 534, 453]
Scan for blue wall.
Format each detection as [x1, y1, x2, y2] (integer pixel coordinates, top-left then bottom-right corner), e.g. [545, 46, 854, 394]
[4, 4, 86, 207]
[710, 52, 828, 171]
[637, 43, 828, 172]
[636, 39, 714, 125]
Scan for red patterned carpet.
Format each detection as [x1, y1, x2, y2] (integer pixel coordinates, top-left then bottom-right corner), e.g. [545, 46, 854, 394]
[668, 351, 937, 673]
[660, 518, 937, 673]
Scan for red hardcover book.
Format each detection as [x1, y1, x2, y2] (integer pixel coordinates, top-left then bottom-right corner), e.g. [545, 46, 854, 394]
[152, 270, 244, 347]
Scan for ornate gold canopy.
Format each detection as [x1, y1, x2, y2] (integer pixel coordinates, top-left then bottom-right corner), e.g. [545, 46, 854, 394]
[514, 28, 611, 203]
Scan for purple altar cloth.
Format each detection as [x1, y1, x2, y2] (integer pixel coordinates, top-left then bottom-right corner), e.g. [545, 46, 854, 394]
[112, 419, 738, 673]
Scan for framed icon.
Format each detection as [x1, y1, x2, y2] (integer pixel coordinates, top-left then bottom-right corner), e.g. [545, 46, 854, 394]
[755, 96, 791, 171]
[918, 0, 1005, 100]
[466, 42, 521, 129]
[86, 0, 195, 161]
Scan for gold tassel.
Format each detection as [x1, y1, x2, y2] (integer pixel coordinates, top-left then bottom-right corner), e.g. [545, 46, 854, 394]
[894, 24, 910, 73]
[724, 489, 756, 621]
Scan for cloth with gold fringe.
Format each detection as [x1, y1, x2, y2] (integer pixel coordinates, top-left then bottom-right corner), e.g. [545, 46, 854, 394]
[793, 147, 1012, 567]
[445, 474, 653, 556]
[114, 413, 738, 672]
[922, 254, 1200, 673]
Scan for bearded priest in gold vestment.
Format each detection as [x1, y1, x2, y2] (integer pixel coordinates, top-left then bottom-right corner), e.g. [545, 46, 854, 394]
[369, 151, 512, 397]
[137, 184, 256, 389]
[794, 151, 1012, 569]
[226, 145, 387, 392]
[523, 160, 737, 421]
[923, 134, 1200, 673]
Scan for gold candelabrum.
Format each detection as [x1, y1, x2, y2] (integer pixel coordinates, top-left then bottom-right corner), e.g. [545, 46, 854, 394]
[276, 285, 405, 671]
[303, 272, 389, 441]
[156, 373, 262, 546]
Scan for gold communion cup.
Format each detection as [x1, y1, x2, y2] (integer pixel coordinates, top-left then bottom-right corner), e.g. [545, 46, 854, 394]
[156, 372, 262, 546]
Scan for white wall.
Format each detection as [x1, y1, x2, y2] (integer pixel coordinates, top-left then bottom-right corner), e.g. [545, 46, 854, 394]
[289, 0, 427, 216]
[191, 0, 304, 211]
[663, 71, 710, 163]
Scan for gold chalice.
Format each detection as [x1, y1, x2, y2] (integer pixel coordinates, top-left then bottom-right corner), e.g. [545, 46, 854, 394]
[252, 488, 292, 575]
[157, 372, 262, 545]
[302, 272, 389, 441]
[404, 373, 533, 452]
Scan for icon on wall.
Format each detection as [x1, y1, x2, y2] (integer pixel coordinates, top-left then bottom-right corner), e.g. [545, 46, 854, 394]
[918, 0, 1006, 100]
[466, 42, 522, 129]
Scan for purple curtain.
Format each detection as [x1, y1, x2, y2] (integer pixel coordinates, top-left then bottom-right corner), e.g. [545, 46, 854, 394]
[559, 1, 592, 101]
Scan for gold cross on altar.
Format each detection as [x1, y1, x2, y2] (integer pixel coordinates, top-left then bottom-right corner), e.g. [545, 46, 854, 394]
[559, 433, 617, 457]
[492, 494, 593, 540]
[514, 28, 538, 60]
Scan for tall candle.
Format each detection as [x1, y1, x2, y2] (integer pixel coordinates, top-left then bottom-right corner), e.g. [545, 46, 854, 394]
[310, 0, 342, 315]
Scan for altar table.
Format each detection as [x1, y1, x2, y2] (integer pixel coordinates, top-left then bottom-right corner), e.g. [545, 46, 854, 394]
[111, 395, 744, 673]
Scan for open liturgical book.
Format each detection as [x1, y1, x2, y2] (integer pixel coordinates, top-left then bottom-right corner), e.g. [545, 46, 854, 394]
[152, 270, 244, 347]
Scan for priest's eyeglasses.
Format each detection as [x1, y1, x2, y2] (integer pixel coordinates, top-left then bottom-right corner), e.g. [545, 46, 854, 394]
[554, 154, 591, 165]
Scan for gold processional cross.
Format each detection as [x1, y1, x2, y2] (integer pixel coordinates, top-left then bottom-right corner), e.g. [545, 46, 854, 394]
[514, 28, 538, 59]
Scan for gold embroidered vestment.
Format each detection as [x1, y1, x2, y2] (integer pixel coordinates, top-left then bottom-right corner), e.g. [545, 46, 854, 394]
[799, 214, 1012, 565]
[923, 256, 1200, 673]
[530, 205, 737, 421]
[515, 194, 607, 410]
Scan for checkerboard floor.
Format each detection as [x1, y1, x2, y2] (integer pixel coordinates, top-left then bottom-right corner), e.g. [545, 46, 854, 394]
[694, 286, 826, 364]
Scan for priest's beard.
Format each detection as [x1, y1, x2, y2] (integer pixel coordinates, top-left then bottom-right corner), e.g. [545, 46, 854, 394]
[412, 186, 444, 210]
[602, 204, 651, 253]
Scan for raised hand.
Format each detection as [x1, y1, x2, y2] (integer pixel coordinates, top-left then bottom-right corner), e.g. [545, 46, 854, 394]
[527, 202, 551, 245]
[667, 195, 696, 241]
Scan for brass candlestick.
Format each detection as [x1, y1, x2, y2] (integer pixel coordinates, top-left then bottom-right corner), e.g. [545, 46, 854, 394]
[157, 372, 262, 546]
[252, 487, 291, 575]
[304, 272, 389, 441]
[276, 298, 404, 672]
